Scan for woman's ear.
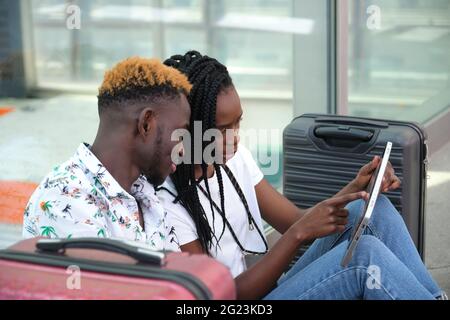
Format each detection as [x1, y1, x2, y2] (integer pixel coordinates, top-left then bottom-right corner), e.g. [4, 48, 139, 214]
[137, 108, 155, 138]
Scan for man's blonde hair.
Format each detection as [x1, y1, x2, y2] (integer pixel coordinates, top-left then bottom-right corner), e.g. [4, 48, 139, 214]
[98, 57, 192, 110]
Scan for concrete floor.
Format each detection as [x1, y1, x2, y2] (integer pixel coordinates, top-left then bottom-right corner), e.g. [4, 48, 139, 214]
[0, 94, 449, 295]
[424, 140, 450, 293]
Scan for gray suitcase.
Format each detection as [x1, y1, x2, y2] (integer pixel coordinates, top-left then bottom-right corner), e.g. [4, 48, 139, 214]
[283, 114, 428, 264]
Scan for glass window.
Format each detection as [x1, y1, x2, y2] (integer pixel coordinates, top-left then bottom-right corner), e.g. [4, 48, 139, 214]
[26, 0, 332, 190]
[348, 0, 450, 122]
[31, 0, 294, 96]
[32, 0, 72, 84]
[162, 0, 203, 23]
[32, 0, 158, 87]
[212, 30, 292, 95]
[164, 28, 206, 58]
[219, 0, 292, 17]
[33, 26, 72, 84]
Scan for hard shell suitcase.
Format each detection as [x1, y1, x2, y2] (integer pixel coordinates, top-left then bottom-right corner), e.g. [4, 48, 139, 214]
[283, 114, 428, 262]
[0, 237, 236, 300]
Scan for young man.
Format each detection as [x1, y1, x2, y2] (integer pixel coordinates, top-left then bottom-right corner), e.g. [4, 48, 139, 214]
[23, 57, 191, 251]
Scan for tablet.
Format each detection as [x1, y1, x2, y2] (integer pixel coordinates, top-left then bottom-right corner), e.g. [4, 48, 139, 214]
[341, 142, 393, 267]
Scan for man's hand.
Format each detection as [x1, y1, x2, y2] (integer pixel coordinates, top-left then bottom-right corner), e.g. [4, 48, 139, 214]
[353, 156, 401, 193]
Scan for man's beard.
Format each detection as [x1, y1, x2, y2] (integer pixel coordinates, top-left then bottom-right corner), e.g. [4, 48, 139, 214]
[145, 127, 165, 187]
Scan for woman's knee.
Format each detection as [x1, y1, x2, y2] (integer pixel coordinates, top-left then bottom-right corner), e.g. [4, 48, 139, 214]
[345, 199, 365, 223]
[357, 234, 383, 249]
[376, 194, 395, 210]
[371, 194, 405, 227]
[347, 194, 403, 228]
[352, 235, 388, 264]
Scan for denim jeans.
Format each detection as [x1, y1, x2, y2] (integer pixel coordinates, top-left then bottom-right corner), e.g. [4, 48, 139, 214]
[264, 195, 442, 300]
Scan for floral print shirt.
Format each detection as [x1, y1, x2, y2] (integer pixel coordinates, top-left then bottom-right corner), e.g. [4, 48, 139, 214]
[22, 143, 180, 252]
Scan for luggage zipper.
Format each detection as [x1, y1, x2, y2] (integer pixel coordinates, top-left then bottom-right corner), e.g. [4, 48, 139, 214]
[424, 142, 430, 179]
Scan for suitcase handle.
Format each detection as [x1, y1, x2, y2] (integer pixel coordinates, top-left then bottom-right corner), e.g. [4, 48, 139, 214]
[314, 126, 374, 142]
[36, 238, 165, 266]
[314, 116, 389, 128]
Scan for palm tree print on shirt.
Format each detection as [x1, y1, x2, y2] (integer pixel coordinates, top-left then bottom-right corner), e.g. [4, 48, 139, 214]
[62, 204, 72, 218]
[40, 201, 57, 220]
[97, 228, 106, 237]
[41, 226, 58, 238]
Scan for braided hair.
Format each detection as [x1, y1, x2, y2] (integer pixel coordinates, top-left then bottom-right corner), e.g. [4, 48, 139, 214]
[164, 51, 233, 254]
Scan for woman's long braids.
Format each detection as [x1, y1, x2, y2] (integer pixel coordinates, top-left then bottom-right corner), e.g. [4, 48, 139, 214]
[164, 51, 233, 254]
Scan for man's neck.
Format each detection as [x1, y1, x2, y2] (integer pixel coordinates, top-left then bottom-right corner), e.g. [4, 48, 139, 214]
[90, 134, 140, 194]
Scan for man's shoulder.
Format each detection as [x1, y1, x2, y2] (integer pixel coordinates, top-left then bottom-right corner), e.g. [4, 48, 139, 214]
[32, 157, 92, 198]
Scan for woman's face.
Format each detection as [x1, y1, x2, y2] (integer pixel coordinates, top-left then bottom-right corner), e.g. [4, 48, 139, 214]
[215, 86, 243, 163]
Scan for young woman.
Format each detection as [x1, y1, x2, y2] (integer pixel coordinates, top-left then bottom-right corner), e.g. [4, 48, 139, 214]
[157, 51, 444, 300]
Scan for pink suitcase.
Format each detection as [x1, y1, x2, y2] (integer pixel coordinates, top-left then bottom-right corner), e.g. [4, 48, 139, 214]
[0, 237, 236, 300]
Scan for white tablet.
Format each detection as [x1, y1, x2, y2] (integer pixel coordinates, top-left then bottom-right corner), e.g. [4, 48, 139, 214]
[341, 142, 393, 267]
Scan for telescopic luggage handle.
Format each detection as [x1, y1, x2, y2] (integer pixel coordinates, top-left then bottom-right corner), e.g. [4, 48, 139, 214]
[36, 238, 165, 266]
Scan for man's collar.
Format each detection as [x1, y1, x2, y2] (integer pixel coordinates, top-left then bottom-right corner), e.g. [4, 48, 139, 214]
[75, 143, 134, 199]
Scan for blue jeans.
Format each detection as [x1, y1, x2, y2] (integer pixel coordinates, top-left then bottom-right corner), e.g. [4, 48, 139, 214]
[264, 195, 442, 300]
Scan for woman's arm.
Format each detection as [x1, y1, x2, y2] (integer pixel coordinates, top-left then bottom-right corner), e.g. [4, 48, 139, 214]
[180, 226, 305, 299]
[255, 179, 307, 234]
[256, 156, 401, 235]
[335, 156, 401, 198]
[180, 192, 366, 299]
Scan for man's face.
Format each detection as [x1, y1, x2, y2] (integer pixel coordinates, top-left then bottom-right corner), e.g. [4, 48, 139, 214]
[144, 93, 190, 186]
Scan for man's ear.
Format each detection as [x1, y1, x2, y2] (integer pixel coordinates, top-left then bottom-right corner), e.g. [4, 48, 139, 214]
[137, 108, 156, 138]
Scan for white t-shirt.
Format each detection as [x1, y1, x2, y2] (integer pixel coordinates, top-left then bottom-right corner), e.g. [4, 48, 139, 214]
[157, 144, 267, 278]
